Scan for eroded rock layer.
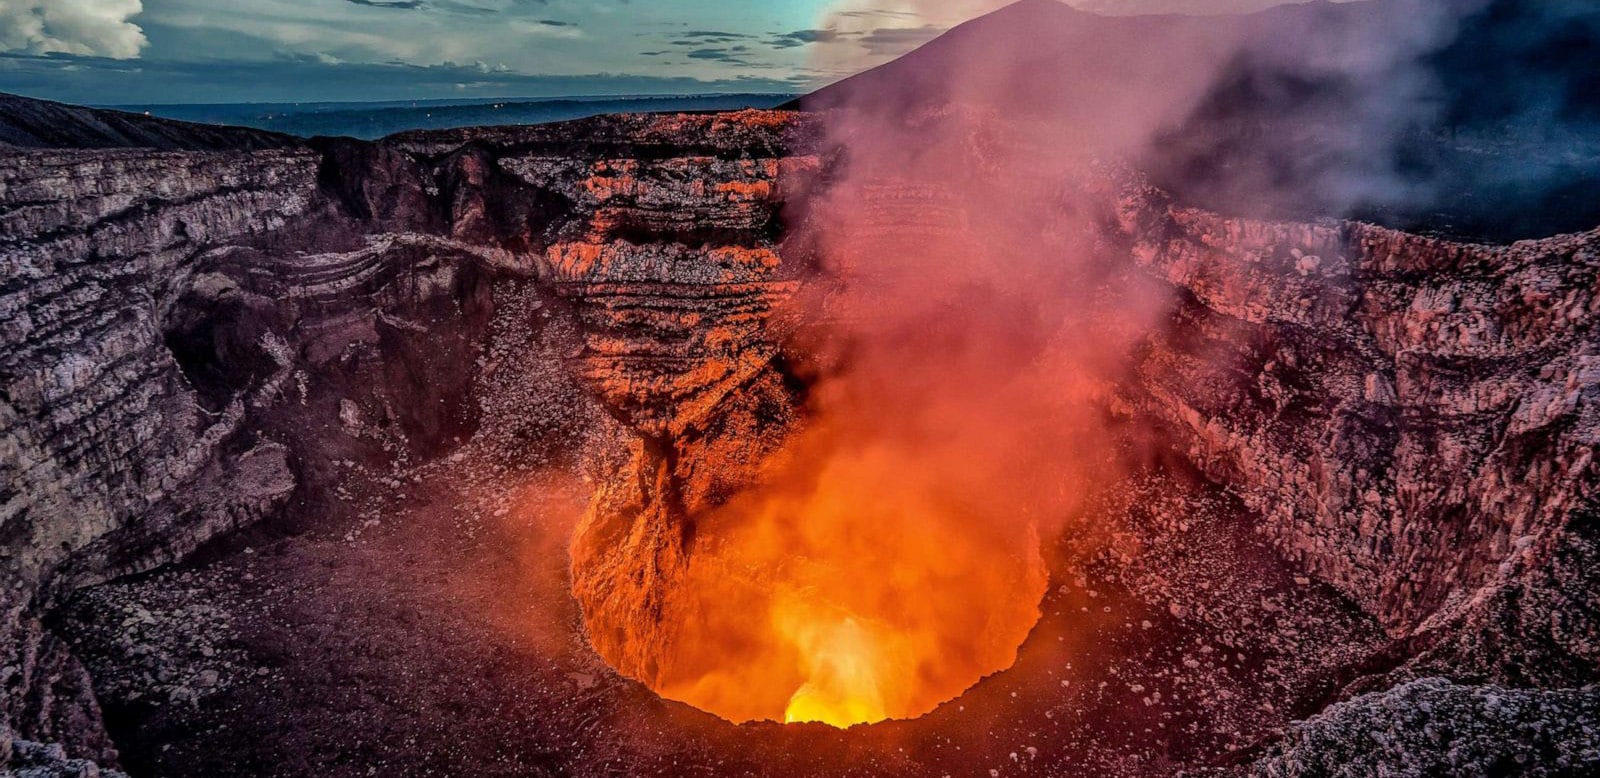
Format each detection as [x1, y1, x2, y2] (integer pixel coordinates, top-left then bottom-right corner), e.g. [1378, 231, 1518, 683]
[1118, 192, 1599, 649]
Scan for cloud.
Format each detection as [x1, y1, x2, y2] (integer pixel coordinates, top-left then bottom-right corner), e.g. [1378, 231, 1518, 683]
[834, 9, 919, 20]
[670, 30, 753, 45]
[686, 48, 747, 63]
[0, 0, 148, 59]
[857, 24, 945, 56]
[344, 0, 424, 9]
[1069, 0, 1338, 15]
[0, 49, 800, 105]
[507, 18, 585, 38]
[770, 29, 843, 49]
[679, 30, 753, 39]
[434, 1, 503, 16]
[342, 0, 569, 16]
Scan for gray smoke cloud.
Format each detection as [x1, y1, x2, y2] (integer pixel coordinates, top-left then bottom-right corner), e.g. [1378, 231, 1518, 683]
[803, 0, 1600, 240]
[729, 2, 1599, 713]
[1142, 0, 1600, 238]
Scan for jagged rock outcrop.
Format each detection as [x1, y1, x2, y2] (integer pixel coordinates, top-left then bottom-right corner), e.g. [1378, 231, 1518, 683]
[503, 116, 816, 693]
[0, 732, 131, 778]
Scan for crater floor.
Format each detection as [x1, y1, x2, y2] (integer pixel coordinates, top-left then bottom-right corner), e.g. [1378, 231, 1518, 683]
[57, 441, 1384, 778]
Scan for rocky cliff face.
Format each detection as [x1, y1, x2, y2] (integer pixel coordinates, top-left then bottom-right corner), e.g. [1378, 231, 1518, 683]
[1243, 678, 1600, 776]
[2, 96, 1595, 774]
[2, 147, 316, 762]
[0, 114, 518, 760]
[0, 105, 819, 765]
[1116, 188, 1599, 666]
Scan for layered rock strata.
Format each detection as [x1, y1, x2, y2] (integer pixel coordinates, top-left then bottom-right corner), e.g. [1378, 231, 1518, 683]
[0, 106, 820, 766]
[1115, 187, 1599, 673]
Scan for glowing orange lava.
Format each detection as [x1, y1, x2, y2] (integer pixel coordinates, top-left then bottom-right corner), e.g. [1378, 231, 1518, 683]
[568, 112, 1110, 729]
[585, 436, 1051, 729]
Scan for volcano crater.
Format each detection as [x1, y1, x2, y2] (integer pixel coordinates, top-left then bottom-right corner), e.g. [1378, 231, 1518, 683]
[4, 95, 1598, 777]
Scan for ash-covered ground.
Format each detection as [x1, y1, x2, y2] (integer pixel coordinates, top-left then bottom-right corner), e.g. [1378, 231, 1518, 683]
[47, 275, 1397, 778]
[54, 454, 1388, 777]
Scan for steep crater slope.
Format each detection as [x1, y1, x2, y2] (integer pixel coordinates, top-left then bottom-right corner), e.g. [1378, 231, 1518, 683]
[1, 94, 1597, 776]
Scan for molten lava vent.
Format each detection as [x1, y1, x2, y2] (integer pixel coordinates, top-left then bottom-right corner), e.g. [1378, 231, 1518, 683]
[556, 108, 1120, 728]
[583, 459, 1049, 727]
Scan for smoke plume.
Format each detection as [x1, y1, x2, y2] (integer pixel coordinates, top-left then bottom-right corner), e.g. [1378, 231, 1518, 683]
[581, 0, 1600, 727]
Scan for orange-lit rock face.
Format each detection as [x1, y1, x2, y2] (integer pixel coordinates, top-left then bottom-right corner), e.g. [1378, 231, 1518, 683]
[624, 435, 1049, 727]
[560, 114, 1110, 728]
[571, 421, 1050, 727]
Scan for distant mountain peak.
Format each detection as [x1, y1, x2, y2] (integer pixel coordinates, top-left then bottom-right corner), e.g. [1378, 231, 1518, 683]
[1069, 0, 1340, 17]
[1005, 0, 1075, 11]
[981, 0, 1084, 23]
[0, 92, 299, 151]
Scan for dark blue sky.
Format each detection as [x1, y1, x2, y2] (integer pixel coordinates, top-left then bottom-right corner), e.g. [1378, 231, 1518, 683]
[0, 0, 1315, 105]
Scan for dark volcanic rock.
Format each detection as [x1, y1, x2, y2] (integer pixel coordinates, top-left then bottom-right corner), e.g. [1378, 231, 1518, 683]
[1244, 678, 1600, 776]
[1115, 193, 1600, 654]
[1, 735, 130, 778]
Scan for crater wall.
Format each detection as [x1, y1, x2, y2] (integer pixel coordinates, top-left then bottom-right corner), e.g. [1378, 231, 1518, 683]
[1, 102, 1595, 771]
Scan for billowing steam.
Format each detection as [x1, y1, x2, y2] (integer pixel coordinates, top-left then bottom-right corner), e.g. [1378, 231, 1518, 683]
[806, 0, 1600, 237]
[623, 0, 1211, 728]
[574, 0, 1600, 728]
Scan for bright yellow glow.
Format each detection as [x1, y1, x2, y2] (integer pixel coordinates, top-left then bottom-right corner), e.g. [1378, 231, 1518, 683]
[781, 616, 889, 727]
